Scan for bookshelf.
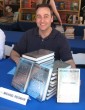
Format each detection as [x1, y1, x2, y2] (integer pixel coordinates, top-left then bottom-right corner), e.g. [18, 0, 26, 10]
[55, 0, 81, 24]
[0, 0, 5, 16]
[0, 0, 20, 17]
[4, 0, 20, 13]
[19, 0, 36, 22]
[19, 0, 81, 24]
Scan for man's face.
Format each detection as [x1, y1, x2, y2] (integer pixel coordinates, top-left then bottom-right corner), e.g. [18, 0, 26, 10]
[36, 7, 53, 31]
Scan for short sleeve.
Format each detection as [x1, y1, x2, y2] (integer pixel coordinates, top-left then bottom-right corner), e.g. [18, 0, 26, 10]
[13, 32, 28, 56]
[59, 36, 72, 61]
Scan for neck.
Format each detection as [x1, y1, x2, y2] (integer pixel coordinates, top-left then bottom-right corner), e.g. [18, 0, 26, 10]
[39, 27, 52, 39]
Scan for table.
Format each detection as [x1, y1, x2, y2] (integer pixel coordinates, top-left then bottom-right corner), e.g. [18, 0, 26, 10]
[0, 58, 85, 110]
[4, 31, 24, 46]
[68, 39, 85, 53]
[0, 22, 18, 31]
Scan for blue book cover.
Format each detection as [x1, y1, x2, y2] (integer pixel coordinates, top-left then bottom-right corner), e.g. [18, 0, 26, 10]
[11, 57, 34, 93]
[27, 63, 53, 101]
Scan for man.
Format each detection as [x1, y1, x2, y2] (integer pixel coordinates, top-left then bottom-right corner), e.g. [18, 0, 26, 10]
[36, 0, 62, 25]
[10, 4, 75, 68]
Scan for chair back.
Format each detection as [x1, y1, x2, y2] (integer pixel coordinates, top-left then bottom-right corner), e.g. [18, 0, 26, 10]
[72, 53, 85, 65]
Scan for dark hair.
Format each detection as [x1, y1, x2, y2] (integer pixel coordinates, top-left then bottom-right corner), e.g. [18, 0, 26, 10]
[36, 4, 53, 16]
[42, 0, 50, 4]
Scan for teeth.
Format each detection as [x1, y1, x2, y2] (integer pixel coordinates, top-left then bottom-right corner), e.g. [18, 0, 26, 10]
[41, 24, 45, 26]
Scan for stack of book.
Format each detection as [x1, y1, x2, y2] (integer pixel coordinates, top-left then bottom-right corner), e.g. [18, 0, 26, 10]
[45, 60, 71, 100]
[12, 49, 54, 99]
[11, 49, 71, 102]
[22, 49, 55, 101]
[22, 49, 55, 64]
[65, 27, 75, 39]
[27, 60, 71, 101]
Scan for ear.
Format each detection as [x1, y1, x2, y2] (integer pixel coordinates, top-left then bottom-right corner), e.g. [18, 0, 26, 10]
[51, 15, 53, 23]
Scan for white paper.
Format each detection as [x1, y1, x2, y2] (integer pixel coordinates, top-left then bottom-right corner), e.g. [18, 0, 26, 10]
[57, 68, 80, 103]
[0, 87, 30, 105]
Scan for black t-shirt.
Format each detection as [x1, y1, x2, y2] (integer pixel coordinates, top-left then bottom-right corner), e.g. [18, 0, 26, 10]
[13, 28, 72, 61]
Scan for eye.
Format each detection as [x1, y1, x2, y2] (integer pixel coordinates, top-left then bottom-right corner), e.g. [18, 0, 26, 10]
[36, 15, 41, 19]
[44, 15, 49, 19]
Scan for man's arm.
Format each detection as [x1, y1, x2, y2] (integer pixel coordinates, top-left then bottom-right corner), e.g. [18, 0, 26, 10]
[10, 50, 20, 65]
[65, 59, 76, 68]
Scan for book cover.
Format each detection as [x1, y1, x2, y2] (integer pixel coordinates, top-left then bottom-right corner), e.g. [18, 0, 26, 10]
[22, 49, 54, 62]
[55, 2, 60, 10]
[59, 2, 65, 10]
[11, 57, 34, 93]
[26, 13, 32, 21]
[57, 68, 80, 103]
[32, 13, 36, 21]
[65, 1, 71, 10]
[27, 63, 53, 101]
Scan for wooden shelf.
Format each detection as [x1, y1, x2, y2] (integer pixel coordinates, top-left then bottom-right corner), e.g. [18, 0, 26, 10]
[58, 10, 79, 12]
[19, 0, 36, 21]
[55, 0, 81, 24]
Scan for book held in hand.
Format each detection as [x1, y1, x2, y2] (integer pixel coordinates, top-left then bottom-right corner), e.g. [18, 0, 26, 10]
[11, 57, 34, 93]
[22, 49, 54, 62]
[27, 63, 53, 101]
[57, 68, 80, 103]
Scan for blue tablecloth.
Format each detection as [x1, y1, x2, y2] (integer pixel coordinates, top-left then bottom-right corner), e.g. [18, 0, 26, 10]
[67, 39, 85, 53]
[0, 58, 85, 110]
[0, 22, 18, 31]
[4, 31, 24, 46]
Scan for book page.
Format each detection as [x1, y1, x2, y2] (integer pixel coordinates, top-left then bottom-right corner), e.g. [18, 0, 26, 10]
[57, 68, 80, 103]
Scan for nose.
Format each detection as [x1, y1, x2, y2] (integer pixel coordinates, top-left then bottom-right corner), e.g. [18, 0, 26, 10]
[40, 17, 45, 23]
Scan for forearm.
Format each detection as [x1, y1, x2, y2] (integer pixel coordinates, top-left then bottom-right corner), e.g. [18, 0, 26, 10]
[65, 59, 76, 68]
[10, 50, 20, 65]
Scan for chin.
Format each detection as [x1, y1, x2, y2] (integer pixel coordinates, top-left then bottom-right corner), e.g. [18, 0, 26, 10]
[39, 27, 48, 31]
